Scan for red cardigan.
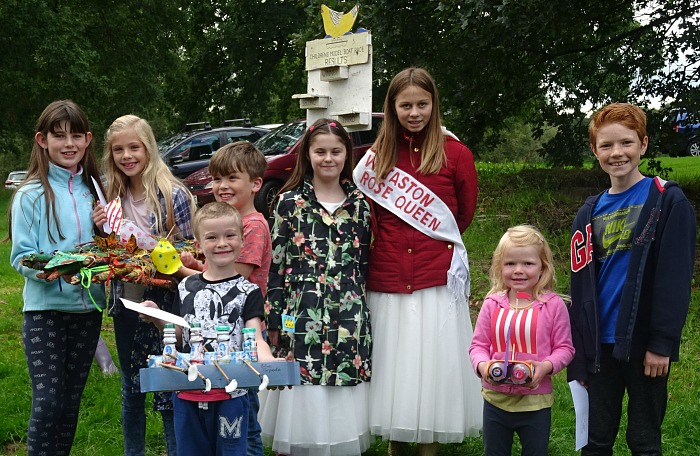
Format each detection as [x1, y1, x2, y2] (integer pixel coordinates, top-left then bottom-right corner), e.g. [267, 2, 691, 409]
[366, 132, 478, 294]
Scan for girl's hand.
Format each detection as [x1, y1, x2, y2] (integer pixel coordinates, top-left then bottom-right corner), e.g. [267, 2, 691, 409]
[92, 204, 107, 227]
[478, 361, 500, 386]
[138, 300, 166, 330]
[526, 360, 553, 389]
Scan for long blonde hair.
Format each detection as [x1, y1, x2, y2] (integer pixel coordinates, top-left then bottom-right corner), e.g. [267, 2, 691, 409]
[373, 67, 446, 179]
[487, 225, 556, 300]
[103, 115, 195, 235]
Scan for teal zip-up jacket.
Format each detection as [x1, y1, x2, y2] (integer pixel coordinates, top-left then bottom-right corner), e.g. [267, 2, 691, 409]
[10, 162, 106, 312]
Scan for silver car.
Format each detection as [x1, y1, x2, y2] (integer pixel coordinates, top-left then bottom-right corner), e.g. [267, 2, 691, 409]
[5, 170, 27, 189]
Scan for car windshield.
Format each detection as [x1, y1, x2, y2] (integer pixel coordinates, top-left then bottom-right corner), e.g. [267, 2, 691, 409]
[158, 132, 190, 154]
[9, 171, 27, 180]
[254, 121, 306, 156]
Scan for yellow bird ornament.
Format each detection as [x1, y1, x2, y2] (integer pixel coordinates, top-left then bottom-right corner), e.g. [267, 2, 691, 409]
[321, 4, 360, 37]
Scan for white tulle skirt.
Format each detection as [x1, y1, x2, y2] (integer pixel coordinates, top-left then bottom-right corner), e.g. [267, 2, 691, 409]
[368, 286, 483, 443]
[258, 382, 373, 455]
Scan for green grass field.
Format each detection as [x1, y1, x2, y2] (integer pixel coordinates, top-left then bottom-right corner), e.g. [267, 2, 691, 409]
[1, 157, 700, 455]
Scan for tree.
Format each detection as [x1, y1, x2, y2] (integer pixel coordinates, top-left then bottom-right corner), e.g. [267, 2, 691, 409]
[1, 0, 698, 171]
[0, 0, 186, 170]
[172, 0, 311, 126]
[362, 0, 699, 164]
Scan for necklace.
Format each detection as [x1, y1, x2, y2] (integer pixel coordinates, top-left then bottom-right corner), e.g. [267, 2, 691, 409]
[408, 143, 421, 167]
[509, 301, 533, 311]
[409, 151, 418, 168]
[128, 187, 146, 203]
[509, 291, 534, 310]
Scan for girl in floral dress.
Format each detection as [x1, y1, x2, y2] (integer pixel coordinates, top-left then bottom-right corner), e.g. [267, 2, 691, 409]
[259, 118, 373, 455]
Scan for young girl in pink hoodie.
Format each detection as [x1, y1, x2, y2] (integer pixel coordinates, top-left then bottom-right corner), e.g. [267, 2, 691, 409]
[469, 225, 574, 455]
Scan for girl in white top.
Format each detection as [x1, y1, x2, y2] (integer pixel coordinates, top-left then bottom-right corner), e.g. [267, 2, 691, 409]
[93, 115, 195, 455]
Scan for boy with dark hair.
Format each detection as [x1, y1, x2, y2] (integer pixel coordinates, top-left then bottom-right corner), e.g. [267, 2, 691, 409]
[178, 141, 271, 456]
[568, 102, 696, 455]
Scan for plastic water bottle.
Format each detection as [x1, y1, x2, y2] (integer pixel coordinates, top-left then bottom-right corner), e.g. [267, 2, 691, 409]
[242, 327, 258, 362]
[162, 323, 177, 364]
[216, 325, 231, 363]
[189, 322, 205, 364]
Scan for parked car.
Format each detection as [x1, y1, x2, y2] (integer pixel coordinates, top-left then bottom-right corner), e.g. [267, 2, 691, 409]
[184, 114, 384, 213]
[667, 109, 700, 157]
[255, 123, 284, 130]
[5, 170, 27, 189]
[159, 124, 272, 179]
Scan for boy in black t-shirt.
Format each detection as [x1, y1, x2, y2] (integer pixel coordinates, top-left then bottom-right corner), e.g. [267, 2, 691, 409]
[143, 202, 275, 455]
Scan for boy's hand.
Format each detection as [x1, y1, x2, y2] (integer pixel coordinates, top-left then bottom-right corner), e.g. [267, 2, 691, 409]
[180, 251, 203, 271]
[256, 352, 284, 363]
[152, 272, 178, 290]
[268, 330, 280, 347]
[644, 351, 670, 377]
[526, 360, 553, 389]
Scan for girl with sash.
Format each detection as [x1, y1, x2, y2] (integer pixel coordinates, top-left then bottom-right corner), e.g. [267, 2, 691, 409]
[352, 67, 482, 456]
[469, 225, 574, 455]
[261, 119, 373, 455]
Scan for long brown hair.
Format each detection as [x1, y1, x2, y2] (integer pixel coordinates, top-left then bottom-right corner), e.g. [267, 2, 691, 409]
[272, 118, 354, 209]
[7, 100, 104, 242]
[373, 67, 446, 179]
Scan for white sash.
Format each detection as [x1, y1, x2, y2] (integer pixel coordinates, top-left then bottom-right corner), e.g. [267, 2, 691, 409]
[353, 150, 471, 303]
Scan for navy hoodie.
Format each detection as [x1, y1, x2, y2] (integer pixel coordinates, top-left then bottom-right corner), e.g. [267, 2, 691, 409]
[567, 177, 696, 382]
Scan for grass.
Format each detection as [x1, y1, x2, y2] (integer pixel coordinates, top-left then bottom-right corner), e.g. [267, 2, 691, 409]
[640, 155, 700, 183]
[2, 157, 700, 455]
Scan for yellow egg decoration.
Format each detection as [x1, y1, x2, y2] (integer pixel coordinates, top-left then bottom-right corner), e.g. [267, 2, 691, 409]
[151, 238, 183, 274]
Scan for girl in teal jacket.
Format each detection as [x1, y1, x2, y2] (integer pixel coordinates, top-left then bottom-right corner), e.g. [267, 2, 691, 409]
[9, 100, 106, 456]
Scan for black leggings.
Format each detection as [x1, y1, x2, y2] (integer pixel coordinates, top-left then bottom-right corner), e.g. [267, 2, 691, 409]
[23, 310, 102, 456]
[482, 399, 551, 455]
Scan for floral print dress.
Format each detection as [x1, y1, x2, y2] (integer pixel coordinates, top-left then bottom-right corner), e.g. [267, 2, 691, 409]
[267, 178, 372, 386]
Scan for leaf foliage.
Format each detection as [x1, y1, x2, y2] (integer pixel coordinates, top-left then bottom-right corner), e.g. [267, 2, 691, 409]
[0, 0, 698, 176]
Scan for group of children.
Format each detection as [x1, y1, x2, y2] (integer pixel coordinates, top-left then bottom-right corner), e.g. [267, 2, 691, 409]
[8, 68, 695, 456]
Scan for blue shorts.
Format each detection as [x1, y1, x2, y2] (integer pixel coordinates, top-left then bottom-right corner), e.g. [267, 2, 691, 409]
[174, 394, 250, 456]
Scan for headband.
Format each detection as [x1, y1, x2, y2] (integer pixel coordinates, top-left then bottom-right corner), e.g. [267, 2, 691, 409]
[308, 122, 337, 132]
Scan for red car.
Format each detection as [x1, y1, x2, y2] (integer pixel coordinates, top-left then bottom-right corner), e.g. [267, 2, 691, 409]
[184, 115, 383, 215]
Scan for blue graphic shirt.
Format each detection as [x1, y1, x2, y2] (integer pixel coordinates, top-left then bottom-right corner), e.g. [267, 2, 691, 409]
[592, 177, 652, 342]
